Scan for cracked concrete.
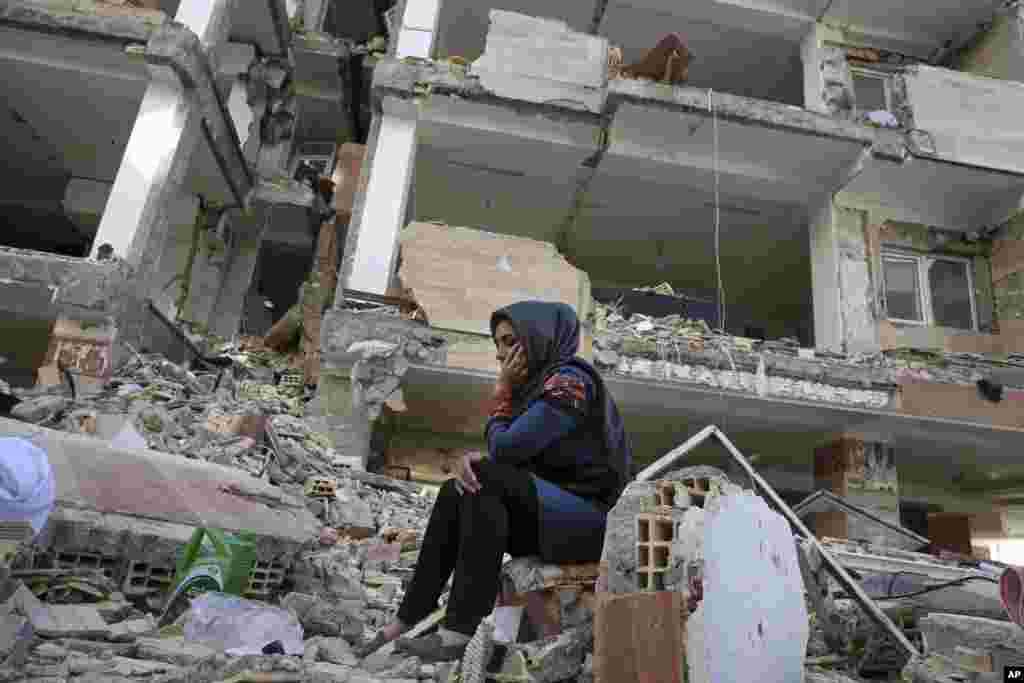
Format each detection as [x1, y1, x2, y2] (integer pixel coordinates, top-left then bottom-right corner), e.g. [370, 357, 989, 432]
[0, 248, 130, 322]
[0, 0, 162, 42]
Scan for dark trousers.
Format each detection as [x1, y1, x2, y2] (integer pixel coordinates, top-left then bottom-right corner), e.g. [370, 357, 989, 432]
[397, 460, 541, 636]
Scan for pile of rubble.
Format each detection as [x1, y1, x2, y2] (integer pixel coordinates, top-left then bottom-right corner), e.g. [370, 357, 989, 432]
[589, 295, 1024, 400]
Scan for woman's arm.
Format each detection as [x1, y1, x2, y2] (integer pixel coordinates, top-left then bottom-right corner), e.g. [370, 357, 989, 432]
[486, 368, 592, 466]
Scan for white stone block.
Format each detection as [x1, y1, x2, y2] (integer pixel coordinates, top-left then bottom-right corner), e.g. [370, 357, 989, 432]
[699, 493, 808, 683]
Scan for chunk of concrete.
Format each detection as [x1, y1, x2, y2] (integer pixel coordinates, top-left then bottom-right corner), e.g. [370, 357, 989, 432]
[696, 492, 808, 683]
[919, 613, 1024, 672]
[10, 582, 108, 639]
[133, 636, 217, 666]
[108, 656, 182, 677]
[472, 10, 608, 113]
[28, 604, 110, 639]
[281, 592, 363, 641]
[11, 396, 68, 424]
[107, 615, 156, 642]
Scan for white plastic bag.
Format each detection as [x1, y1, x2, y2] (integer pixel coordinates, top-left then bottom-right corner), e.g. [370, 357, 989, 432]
[184, 593, 304, 656]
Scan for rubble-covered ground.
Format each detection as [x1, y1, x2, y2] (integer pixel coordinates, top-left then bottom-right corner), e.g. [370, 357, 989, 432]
[1, 321, 1019, 682]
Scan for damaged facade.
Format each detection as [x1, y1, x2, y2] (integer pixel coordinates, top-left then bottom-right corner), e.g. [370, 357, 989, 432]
[5, 0, 1024, 680]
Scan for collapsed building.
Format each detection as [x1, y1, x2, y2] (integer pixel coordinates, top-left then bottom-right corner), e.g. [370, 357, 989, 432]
[4, 0, 1024, 680]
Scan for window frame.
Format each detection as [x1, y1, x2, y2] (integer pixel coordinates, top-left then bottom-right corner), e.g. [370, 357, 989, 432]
[881, 250, 978, 332]
[849, 67, 893, 115]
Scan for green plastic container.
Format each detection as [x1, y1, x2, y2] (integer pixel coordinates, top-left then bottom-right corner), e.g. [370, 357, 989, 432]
[158, 527, 257, 626]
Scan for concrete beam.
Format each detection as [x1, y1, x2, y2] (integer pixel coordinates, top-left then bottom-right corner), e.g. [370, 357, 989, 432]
[371, 57, 605, 128]
[0, 247, 128, 322]
[0, 0, 160, 43]
[607, 78, 876, 146]
[0, 418, 319, 563]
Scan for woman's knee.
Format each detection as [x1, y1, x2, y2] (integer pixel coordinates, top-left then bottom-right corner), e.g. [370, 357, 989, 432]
[471, 459, 522, 489]
[438, 478, 462, 501]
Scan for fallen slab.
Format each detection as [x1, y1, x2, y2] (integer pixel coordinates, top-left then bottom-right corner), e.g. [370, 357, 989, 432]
[0, 418, 319, 564]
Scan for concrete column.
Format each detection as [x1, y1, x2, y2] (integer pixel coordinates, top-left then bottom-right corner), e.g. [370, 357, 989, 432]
[339, 97, 418, 296]
[801, 23, 855, 119]
[151, 194, 202, 319]
[183, 213, 231, 326]
[208, 205, 274, 339]
[809, 201, 879, 353]
[394, 0, 442, 59]
[90, 0, 233, 266]
[245, 58, 298, 178]
[94, 0, 233, 366]
[812, 436, 900, 545]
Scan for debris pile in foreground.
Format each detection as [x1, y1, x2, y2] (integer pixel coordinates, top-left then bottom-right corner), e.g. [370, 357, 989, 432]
[3, 343, 1020, 681]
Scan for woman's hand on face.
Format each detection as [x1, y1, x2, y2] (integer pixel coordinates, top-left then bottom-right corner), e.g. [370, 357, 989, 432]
[498, 342, 528, 389]
[456, 451, 486, 495]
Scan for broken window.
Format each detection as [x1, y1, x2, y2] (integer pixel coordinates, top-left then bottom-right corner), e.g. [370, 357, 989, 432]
[882, 251, 977, 331]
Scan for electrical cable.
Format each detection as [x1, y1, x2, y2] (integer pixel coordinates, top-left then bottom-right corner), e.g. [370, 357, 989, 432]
[709, 89, 726, 333]
[862, 572, 999, 601]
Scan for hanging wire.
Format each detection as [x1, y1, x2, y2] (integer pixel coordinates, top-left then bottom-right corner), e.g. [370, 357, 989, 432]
[708, 88, 731, 443]
[708, 89, 726, 334]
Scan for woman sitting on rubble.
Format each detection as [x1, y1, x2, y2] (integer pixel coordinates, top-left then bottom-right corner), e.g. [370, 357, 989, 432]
[358, 300, 633, 662]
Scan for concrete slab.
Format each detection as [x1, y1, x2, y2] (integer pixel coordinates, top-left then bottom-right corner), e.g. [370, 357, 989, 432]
[821, 0, 1000, 60]
[371, 57, 604, 128]
[0, 248, 127, 322]
[402, 362, 1024, 462]
[0, 418, 319, 561]
[841, 154, 1024, 231]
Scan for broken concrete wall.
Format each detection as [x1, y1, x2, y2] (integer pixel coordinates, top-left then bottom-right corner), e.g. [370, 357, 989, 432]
[318, 307, 447, 469]
[471, 10, 608, 114]
[902, 64, 1024, 175]
[954, 4, 1024, 83]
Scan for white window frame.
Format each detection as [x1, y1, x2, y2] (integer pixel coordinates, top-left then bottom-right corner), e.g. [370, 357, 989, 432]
[850, 67, 893, 115]
[881, 250, 978, 331]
